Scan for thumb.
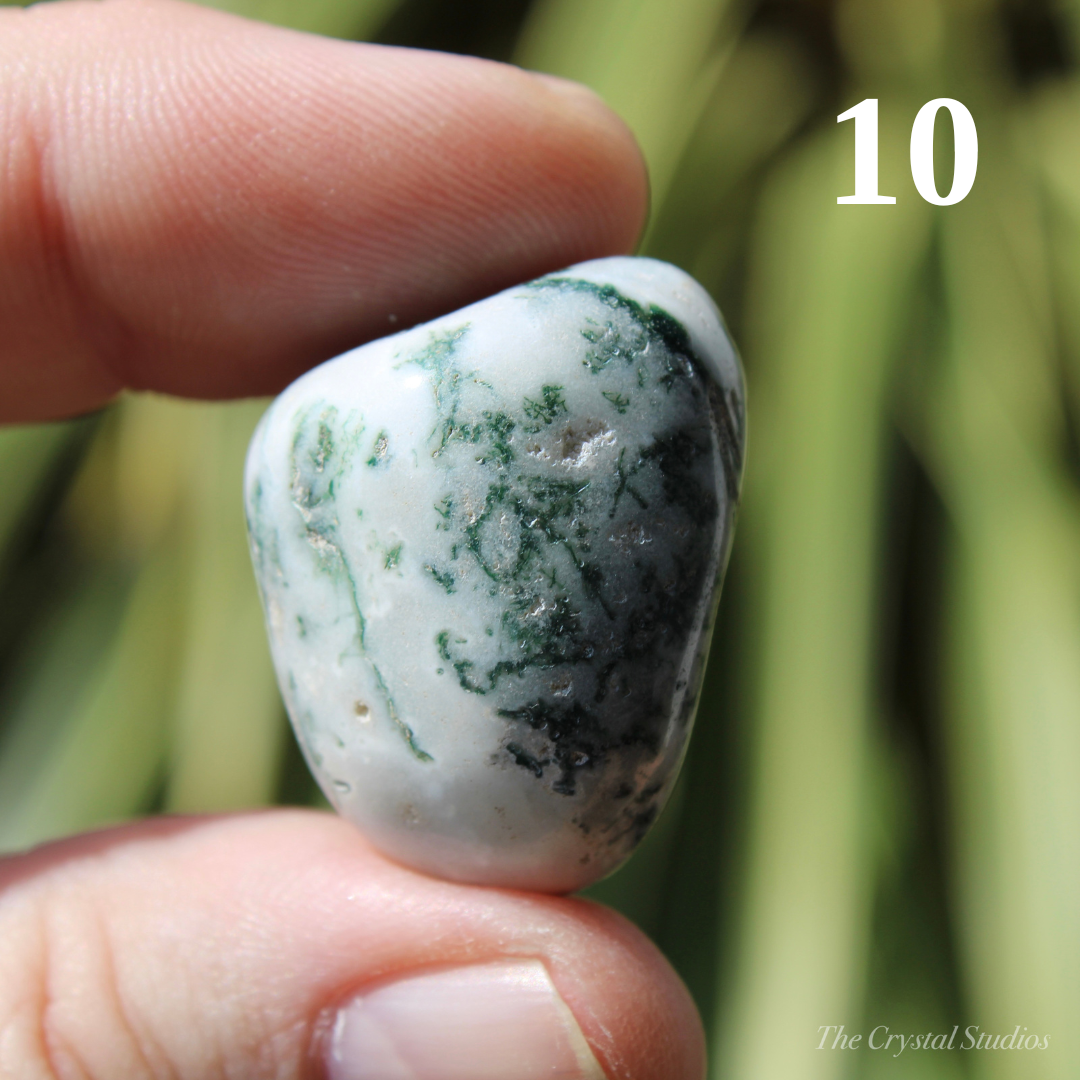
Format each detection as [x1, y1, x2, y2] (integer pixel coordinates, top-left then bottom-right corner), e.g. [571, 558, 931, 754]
[0, 811, 704, 1080]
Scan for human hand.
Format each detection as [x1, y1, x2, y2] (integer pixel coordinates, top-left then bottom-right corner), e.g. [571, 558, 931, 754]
[0, 2, 704, 1078]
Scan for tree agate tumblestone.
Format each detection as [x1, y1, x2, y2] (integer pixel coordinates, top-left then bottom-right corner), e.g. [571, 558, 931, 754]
[245, 256, 745, 892]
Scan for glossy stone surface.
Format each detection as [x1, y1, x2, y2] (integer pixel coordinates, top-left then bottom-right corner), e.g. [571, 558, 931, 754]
[245, 257, 744, 892]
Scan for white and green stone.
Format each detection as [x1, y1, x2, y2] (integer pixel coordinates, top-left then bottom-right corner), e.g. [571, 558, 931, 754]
[245, 257, 744, 892]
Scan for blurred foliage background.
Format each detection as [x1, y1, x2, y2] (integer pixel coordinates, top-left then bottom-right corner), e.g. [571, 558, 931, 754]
[2, 0, 1080, 1077]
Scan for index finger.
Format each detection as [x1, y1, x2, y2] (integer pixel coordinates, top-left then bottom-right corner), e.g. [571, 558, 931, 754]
[0, 0, 647, 420]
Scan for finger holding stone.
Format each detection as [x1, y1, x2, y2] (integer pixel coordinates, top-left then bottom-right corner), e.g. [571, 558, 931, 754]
[0, 0, 648, 421]
[0, 810, 704, 1080]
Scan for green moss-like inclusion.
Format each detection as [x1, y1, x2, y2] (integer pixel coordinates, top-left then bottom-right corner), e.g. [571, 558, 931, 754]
[399, 280, 729, 799]
[289, 403, 432, 763]
[533, 276, 744, 499]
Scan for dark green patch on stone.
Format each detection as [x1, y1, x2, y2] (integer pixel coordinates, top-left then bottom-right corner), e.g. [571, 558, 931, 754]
[505, 741, 549, 778]
[425, 564, 456, 593]
[399, 273, 740, 803]
[522, 385, 568, 430]
[601, 391, 630, 414]
[434, 496, 453, 529]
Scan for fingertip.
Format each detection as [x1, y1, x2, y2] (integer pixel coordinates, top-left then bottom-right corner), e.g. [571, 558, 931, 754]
[549, 896, 706, 1080]
[1, 811, 703, 1080]
[0, 1, 650, 418]
[527, 70, 650, 253]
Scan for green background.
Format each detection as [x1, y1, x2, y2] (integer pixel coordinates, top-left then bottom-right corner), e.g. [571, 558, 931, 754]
[2, 0, 1079, 1077]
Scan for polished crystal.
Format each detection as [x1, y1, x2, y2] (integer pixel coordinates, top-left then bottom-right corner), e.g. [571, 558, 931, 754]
[245, 257, 744, 892]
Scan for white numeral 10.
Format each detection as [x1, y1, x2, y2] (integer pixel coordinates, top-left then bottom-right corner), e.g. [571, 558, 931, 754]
[837, 98, 978, 206]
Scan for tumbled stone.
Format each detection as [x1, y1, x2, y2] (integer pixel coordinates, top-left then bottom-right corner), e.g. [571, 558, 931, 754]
[245, 257, 744, 892]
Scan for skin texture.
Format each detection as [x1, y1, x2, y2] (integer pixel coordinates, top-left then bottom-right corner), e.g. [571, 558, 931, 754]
[0, 3, 704, 1078]
[0, 0, 647, 418]
[0, 813, 702, 1080]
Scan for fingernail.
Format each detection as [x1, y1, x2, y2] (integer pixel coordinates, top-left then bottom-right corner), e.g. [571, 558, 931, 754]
[325, 960, 607, 1080]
